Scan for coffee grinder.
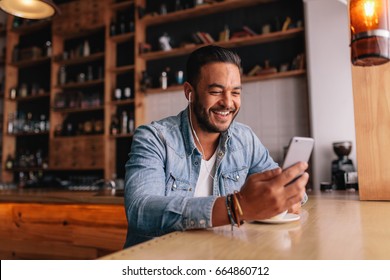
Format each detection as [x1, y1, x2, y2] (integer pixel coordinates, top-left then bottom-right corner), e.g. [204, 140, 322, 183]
[331, 141, 355, 190]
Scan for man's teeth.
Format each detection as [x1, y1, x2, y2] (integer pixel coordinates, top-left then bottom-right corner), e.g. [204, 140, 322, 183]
[214, 111, 229, 116]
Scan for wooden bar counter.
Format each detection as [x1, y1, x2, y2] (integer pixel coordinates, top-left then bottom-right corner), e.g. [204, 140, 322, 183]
[0, 188, 127, 260]
[101, 191, 390, 260]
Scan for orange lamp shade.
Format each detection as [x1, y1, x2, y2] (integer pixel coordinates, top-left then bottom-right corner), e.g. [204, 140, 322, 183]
[350, 0, 390, 66]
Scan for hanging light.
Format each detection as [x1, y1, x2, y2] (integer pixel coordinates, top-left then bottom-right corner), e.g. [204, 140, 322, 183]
[0, 0, 60, 20]
[350, 0, 390, 66]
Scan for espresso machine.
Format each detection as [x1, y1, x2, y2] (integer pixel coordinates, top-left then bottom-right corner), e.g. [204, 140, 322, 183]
[331, 141, 356, 190]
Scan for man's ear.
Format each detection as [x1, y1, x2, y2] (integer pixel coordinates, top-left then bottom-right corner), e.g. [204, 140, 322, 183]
[184, 82, 193, 102]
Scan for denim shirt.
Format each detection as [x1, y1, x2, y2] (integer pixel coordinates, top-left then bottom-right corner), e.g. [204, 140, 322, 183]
[124, 108, 278, 248]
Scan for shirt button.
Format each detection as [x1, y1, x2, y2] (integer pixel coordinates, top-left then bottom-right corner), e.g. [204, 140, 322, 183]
[172, 183, 177, 189]
[194, 161, 199, 166]
[199, 219, 205, 225]
[236, 175, 240, 179]
[218, 151, 224, 157]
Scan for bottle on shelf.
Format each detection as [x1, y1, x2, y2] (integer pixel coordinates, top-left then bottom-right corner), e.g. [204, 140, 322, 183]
[83, 40, 90, 57]
[58, 66, 67, 85]
[121, 111, 128, 134]
[110, 20, 117, 36]
[5, 154, 14, 170]
[114, 88, 122, 100]
[110, 114, 119, 135]
[140, 71, 152, 92]
[19, 83, 28, 98]
[87, 66, 93, 81]
[45, 41, 52, 57]
[124, 87, 132, 99]
[128, 112, 135, 133]
[119, 15, 126, 34]
[9, 87, 17, 100]
[160, 71, 168, 89]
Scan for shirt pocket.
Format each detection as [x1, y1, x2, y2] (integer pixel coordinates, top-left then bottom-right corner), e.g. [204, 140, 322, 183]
[165, 172, 192, 197]
[222, 167, 249, 194]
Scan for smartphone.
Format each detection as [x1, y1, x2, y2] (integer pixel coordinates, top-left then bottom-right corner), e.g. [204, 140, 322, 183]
[282, 137, 314, 170]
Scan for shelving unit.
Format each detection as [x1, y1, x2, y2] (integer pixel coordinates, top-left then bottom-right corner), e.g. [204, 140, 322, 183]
[105, 0, 137, 180]
[2, 16, 52, 182]
[1, 0, 307, 184]
[0, 12, 8, 180]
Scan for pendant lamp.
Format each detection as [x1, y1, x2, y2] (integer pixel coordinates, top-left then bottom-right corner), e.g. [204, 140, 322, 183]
[350, 0, 390, 66]
[0, 0, 60, 20]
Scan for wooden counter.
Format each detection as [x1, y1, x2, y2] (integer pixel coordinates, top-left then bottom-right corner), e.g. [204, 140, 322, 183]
[0, 188, 124, 205]
[0, 188, 127, 260]
[101, 191, 390, 260]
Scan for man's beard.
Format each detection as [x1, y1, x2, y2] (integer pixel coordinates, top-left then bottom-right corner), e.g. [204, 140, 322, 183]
[192, 93, 239, 133]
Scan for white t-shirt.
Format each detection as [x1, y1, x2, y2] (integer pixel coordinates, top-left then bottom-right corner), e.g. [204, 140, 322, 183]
[194, 151, 217, 197]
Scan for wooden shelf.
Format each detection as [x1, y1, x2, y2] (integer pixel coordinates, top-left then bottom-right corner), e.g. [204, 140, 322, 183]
[141, 0, 276, 26]
[9, 56, 51, 68]
[55, 25, 105, 40]
[54, 52, 105, 66]
[11, 20, 51, 35]
[56, 79, 104, 89]
[242, 69, 306, 83]
[7, 131, 49, 137]
[141, 28, 304, 61]
[110, 99, 135, 106]
[52, 106, 104, 114]
[110, 0, 134, 11]
[110, 133, 133, 139]
[110, 32, 135, 43]
[110, 65, 134, 74]
[5, 167, 47, 172]
[53, 134, 104, 140]
[8, 93, 50, 102]
[144, 70, 306, 94]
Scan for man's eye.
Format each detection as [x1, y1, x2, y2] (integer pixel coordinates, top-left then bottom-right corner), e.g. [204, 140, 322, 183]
[232, 91, 241, 95]
[210, 91, 222, 94]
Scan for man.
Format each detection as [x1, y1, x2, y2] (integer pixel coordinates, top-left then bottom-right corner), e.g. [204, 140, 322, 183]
[124, 45, 308, 248]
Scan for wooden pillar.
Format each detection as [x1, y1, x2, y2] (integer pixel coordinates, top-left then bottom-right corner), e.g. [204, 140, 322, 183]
[351, 64, 390, 200]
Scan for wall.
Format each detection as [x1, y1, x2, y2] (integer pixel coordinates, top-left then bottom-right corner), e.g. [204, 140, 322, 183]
[145, 76, 310, 166]
[303, 0, 356, 189]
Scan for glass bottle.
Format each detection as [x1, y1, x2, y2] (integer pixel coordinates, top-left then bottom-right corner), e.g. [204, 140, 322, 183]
[124, 87, 131, 99]
[110, 20, 117, 36]
[160, 71, 168, 89]
[5, 155, 14, 170]
[45, 40, 52, 57]
[58, 66, 67, 85]
[128, 113, 135, 133]
[7, 113, 14, 134]
[83, 40, 90, 56]
[87, 66, 93, 81]
[110, 114, 119, 135]
[121, 111, 128, 134]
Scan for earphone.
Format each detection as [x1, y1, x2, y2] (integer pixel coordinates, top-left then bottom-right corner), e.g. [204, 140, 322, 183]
[187, 90, 215, 180]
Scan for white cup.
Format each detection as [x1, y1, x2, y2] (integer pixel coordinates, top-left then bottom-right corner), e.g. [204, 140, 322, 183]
[269, 210, 288, 221]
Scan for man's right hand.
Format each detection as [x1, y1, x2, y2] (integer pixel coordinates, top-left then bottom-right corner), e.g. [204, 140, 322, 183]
[238, 162, 309, 221]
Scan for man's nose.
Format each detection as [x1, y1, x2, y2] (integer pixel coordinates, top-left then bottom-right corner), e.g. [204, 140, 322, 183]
[220, 92, 233, 108]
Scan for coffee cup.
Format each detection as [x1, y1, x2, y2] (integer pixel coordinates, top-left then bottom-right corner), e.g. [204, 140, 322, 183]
[269, 210, 288, 221]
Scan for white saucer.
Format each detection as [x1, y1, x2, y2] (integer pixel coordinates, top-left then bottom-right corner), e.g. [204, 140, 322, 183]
[256, 213, 300, 224]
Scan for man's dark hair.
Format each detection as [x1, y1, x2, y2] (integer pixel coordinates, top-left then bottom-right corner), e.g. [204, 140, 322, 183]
[186, 45, 242, 86]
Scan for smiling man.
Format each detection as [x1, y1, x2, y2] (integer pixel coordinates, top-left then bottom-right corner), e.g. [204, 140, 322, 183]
[124, 45, 309, 248]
